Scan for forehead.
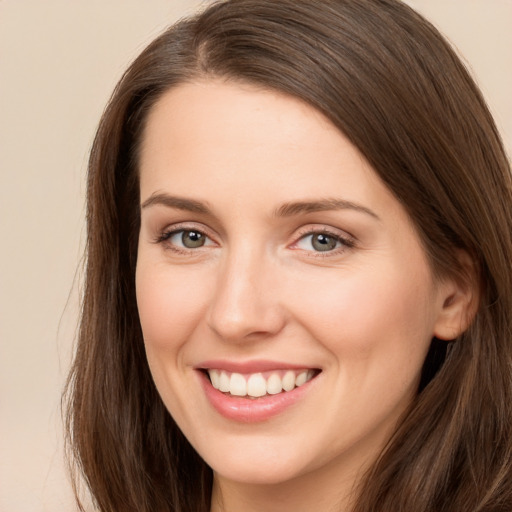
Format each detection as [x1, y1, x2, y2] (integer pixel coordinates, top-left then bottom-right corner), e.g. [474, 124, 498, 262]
[137, 79, 413, 234]
[140, 79, 344, 161]
[141, 81, 371, 187]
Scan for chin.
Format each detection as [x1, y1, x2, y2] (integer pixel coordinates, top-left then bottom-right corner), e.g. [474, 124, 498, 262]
[197, 433, 321, 486]
[210, 458, 305, 486]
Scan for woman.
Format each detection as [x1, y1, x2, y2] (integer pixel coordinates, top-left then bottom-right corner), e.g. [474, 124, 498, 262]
[65, 1, 512, 511]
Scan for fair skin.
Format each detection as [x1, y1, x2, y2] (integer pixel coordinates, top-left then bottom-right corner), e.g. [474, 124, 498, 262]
[136, 80, 470, 512]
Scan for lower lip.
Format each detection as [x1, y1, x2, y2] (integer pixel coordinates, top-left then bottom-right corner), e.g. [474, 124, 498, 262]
[198, 371, 317, 423]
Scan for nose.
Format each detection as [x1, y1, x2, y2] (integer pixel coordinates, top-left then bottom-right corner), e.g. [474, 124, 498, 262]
[206, 248, 286, 343]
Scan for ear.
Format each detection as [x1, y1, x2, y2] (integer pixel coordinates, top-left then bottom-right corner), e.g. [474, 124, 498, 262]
[433, 251, 480, 341]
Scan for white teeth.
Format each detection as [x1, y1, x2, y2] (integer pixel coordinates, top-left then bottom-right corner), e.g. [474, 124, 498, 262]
[266, 373, 283, 395]
[247, 373, 267, 397]
[282, 371, 296, 391]
[230, 373, 247, 396]
[209, 369, 220, 389]
[207, 368, 316, 398]
[295, 370, 308, 387]
[219, 371, 230, 392]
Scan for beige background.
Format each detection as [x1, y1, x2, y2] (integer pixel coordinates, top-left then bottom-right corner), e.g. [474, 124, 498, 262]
[0, 1, 510, 511]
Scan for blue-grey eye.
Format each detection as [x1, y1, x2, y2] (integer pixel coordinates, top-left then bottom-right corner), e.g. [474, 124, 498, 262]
[297, 233, 341, 252]
[169, 230, 206, 248]
[182, 230, 205, 248]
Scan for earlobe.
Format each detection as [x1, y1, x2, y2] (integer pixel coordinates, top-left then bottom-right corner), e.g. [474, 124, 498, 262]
[433, 252, 480, 341]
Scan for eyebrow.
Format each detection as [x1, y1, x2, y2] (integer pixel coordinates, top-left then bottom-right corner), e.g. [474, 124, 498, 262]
[141, 193, 379, 221]
[274, 198, 380, 220]
[141, 193, 212, 214]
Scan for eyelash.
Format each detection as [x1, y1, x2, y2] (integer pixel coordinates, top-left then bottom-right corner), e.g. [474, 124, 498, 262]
[292, 227, 355, 258]
[153, 223, 216, 255]
[154, 224, 355, 257]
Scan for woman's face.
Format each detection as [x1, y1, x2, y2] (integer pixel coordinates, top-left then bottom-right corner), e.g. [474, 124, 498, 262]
[136, 80, 454, 488]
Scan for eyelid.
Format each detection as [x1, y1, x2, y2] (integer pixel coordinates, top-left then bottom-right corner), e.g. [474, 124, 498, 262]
[153, 222, 218, 247]
[289, 224, 356, 254]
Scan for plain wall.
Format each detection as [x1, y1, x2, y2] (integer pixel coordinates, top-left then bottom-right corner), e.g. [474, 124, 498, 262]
[0, 1, 510, 511]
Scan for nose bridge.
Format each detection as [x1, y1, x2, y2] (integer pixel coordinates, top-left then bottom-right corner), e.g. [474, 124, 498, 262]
[207, 242, 284, 342]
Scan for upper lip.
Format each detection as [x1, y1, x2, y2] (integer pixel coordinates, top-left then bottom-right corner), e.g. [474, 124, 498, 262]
[196, 359, 318, 374]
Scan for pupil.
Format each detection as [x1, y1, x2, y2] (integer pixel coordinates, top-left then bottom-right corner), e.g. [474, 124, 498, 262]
[183, 231, 204, 248]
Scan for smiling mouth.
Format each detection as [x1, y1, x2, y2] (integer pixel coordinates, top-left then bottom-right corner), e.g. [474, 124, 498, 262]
[204, 368, 320, 399]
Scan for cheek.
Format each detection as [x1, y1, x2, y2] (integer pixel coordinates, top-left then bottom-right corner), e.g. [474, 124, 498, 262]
[135, 260, 216, 427]
[135, 261, 211, 354]
[291, 265, 436, 434]
[287, 262, 436, 369]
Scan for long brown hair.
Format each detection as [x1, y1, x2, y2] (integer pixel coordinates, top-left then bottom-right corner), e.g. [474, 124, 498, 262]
[65, 1, 512, 510]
